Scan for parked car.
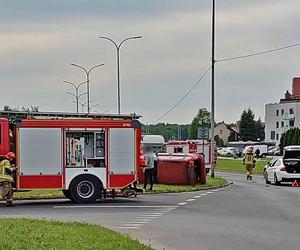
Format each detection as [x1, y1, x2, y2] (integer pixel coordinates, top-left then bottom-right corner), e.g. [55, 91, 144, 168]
[217, 147, 235, 157]
[243, 145, 268, 158]
[267, 146, 281, 156]
[263, 158, 285, 184]
[263, 146, 300, 184]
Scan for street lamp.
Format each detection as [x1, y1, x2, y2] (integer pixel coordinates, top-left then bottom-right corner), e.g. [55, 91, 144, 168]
[70, 63, 104, 114]
[64, 80, 87, 113]
[99, 35, 142, 114]
[210, 0, 216, 178]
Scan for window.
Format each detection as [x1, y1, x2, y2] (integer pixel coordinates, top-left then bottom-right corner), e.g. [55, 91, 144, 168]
[174, 147, 183, 153]
[271, 131, 275, 140]
[281, 121, 284, 127]
[276, 133, 279, 140]
[281, 109, 284, 115]
[290, 108, 294, 114]
[289, 120, 294, 127]
[276, 122, 279, 128]
[276, 110, 279, 116]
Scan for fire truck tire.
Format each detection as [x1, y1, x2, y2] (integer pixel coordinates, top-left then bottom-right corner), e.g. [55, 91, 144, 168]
[69, 175, 102, 204]
[62, 190, 71, 200]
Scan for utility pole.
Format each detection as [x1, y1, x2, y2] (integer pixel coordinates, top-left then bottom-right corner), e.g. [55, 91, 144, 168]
[211, 0, 216, 178]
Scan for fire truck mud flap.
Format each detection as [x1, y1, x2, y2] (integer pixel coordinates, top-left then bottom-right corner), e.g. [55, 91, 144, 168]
[69, 175, 102, 204]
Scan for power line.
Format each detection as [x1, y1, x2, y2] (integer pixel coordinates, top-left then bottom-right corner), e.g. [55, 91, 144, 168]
[153, 66, 211, 124]
[216, 41, 300, 62]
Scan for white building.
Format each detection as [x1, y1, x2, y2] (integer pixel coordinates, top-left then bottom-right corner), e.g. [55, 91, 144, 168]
[265, 78, 300, 145]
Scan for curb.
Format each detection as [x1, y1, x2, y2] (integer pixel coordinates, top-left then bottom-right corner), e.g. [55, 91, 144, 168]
[142, 181, 232, 195]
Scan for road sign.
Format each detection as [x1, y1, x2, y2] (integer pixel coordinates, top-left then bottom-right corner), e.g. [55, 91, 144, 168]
[198, 127, 209, 140]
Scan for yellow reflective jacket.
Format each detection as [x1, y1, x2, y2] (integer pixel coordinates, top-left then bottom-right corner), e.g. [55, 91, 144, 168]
[0, 160, 14, 183]
[244, 153, 255, 166]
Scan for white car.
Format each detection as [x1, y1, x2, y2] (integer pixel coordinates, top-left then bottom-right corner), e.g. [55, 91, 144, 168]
[263, 156, 300, 185]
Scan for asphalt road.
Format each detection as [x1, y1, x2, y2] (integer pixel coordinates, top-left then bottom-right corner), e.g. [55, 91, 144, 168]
[1, 172, 300, 250]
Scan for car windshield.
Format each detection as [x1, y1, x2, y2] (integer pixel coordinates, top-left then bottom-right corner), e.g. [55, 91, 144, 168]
[284, 150, 300, 159]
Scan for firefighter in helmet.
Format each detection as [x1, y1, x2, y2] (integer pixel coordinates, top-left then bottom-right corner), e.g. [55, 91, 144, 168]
[0, 152, 16, 206]
[243, 147, 256, 180]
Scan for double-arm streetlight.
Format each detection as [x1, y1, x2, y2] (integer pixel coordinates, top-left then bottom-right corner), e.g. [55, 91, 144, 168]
[64, 80, 87, 113]
[99, 35, 142, 114]
[70, 63, 104, 113]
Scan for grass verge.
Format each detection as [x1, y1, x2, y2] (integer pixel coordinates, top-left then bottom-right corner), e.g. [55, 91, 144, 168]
[14, 190, 64, 200]
[0, 218, 151, 250]
[142, 176, 228, 193]
[217, 158, 270, 175]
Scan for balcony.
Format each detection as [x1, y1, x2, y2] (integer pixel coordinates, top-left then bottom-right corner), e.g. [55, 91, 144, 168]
[283, 113, 295, 120]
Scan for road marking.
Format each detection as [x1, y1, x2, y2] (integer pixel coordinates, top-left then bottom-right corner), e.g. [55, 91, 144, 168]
[193, 195, 202, 198]
[132, 219, 151, 223]
[186, 199, 196, 202]
[121, 224, 143, 227]
[200, 194, 207, 196]
[145, 213, 165, 215]
[206, 191, 214, 194]
[114, 226, 140, 229]
[177, 202, 187, 206]
[53, 205, 178, 209]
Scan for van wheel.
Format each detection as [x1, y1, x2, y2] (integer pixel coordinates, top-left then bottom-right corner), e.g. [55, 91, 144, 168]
[69, 175, 101, 204]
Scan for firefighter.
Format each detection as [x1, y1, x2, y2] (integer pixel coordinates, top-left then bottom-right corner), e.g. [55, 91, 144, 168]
[0, 152, 16, 207]
[243, 147, 256, 180]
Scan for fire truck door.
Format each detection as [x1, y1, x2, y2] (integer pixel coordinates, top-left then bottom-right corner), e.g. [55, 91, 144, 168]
[108, 128, 136, 187]
[18, 128, 63, 189]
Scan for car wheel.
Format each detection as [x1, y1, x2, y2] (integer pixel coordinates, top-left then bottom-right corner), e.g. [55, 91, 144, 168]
[69, 175, 101, 204]
[263, 171, 271, 184]
[274, 173, 281, 185]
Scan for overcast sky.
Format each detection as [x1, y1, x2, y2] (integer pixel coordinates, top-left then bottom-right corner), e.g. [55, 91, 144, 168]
[1, 0, 299, 124]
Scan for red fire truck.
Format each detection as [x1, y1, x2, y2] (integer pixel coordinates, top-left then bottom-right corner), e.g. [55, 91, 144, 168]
[0, 111, 142, 203]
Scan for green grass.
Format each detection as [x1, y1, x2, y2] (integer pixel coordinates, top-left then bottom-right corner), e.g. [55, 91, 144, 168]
[14, 190, 64, 200]
[142, 176, 228, 193]
[217, 158, 270, 174]
[0, 218, 151, 250]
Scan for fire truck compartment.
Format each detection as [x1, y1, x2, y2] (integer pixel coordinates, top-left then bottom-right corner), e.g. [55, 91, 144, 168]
[18, 128, 63, 189]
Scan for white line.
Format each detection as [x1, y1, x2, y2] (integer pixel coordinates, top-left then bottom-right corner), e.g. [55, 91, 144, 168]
[121, 224, 143, 227]
[132, 220, 151, 223]
[136, 217, 156, 219]
[193, 196, 202, 198]
[145, 213, 165, 215]
[137, 215, 161, 218]
[206, 191, 214, 194]
[186, 199, 196, 202]
[177, 202, 187, 206]
[114, 227, 140, 229]
[200, 194, 207, 196]
[53, 205, 178, 209]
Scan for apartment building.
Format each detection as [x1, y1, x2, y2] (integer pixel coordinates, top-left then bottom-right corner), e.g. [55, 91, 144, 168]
[265, 77, 300, 145]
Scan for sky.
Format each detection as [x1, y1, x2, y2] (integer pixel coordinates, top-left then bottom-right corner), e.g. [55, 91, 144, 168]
[1, 0, 300, 125]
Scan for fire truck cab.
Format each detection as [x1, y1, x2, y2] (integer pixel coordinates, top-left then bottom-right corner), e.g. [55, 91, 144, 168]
[0, 111, 142, 203]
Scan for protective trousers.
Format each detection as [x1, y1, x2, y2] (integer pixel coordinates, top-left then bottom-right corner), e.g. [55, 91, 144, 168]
[245, 164, 253, 177]
[0, 182, 13, 203]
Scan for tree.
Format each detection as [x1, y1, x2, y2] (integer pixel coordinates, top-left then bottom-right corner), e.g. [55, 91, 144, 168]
[214, 135, 224, 147]
[255, 118, 265, 141]
[279, 128, 300, 153]
[239, 108, 256, 141]
[188, 108, 211, 139]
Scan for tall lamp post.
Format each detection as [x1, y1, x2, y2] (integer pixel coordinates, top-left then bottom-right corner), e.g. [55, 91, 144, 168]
[211, 0, 216, 178]
[64, 80, 87, 113]
[70, 63, 104, 113]
[99, 35, 142, 114]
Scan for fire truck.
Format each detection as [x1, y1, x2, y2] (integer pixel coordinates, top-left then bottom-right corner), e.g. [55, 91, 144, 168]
[0, 111, 142, 203]
[164, 140, 217, 174]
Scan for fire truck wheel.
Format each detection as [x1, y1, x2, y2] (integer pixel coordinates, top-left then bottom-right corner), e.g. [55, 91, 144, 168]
[62, 190, 71, 200]
[69, 175, 102, 204]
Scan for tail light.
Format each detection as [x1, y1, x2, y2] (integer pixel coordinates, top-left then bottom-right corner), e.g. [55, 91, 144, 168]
[280, 166, 286, 171]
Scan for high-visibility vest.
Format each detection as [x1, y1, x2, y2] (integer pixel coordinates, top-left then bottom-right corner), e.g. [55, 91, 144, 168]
[245, 153, 254, 165]
[0, 160, 14, 183]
